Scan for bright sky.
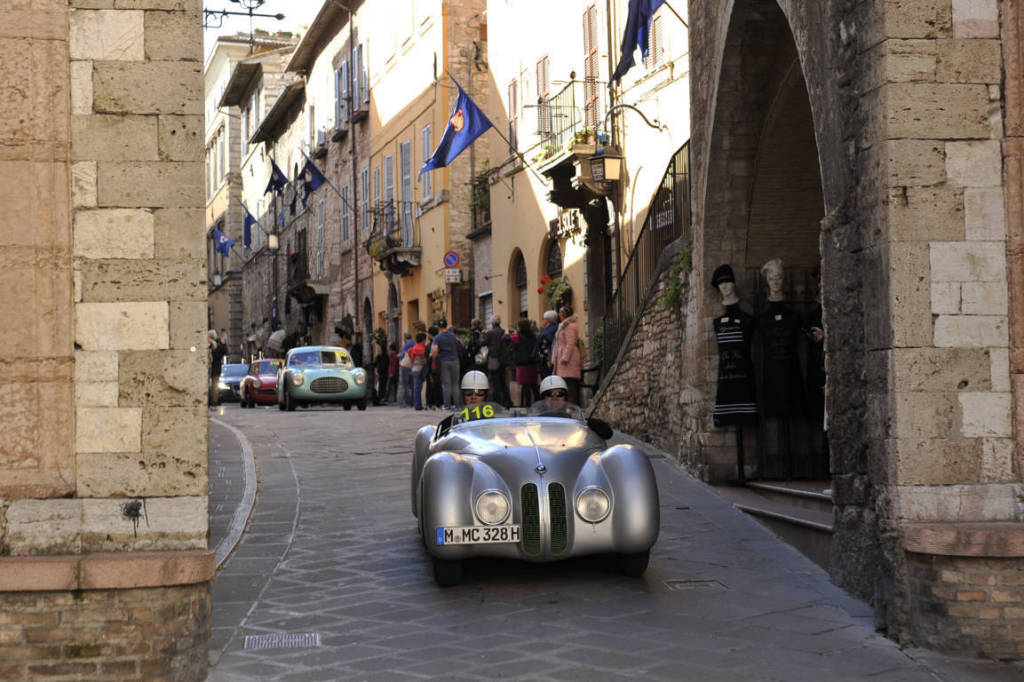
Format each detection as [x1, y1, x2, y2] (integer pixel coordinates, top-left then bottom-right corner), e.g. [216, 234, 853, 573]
[202, 0, 322, 59]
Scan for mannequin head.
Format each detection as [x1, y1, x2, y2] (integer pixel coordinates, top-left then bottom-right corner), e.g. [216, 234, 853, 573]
[711, 264, 739, 306]
[761, 258, 784, 302]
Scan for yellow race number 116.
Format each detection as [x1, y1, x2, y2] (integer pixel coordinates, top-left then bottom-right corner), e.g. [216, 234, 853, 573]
[460, 404, 495, 421]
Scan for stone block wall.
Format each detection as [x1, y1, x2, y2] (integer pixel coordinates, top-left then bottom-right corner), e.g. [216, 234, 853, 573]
[591, 242, 691, 464]
[0, 2, 212, 678]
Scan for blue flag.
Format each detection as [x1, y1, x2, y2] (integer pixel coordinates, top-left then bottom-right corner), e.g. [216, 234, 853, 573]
[213, 228, 234, 257]
[241, 204, 257, 248]
[610, 0, 665, 86]
[265, 159, 288, 195]
[301, 154, 326, 209]
[419, 79, 493, 175]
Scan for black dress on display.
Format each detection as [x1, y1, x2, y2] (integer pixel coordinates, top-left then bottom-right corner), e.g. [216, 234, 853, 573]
[713, 304, 758, 427]
[758, 301, 805, 417]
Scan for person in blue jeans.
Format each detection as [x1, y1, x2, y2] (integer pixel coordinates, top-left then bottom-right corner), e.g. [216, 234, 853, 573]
[409, 332, 428, 410]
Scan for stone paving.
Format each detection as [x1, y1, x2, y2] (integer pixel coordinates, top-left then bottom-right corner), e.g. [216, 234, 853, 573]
[206, 405, 1023, 681]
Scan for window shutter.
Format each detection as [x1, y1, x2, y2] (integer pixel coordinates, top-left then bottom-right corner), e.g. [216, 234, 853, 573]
[340, 61, 349, 122]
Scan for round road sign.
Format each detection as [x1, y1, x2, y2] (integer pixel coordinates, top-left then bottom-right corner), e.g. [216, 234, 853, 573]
[443, 251, 460, 268]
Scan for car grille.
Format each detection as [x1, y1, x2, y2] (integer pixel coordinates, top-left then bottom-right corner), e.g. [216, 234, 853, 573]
[310, 377, 347, 393]
[521, 483, 540, 555]
[548, 483, 568, 554]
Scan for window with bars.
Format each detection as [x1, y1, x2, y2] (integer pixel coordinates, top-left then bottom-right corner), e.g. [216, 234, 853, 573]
[514, 251, 528, 318]
[546, 240, 563, 278]
[421, 124, 432, 198]
[507, 80, 518, 153]
[643, 13, 665, 70]
[582, 4, 600, 128]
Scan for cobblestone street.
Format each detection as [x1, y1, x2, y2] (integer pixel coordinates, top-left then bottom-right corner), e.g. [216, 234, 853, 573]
[206, 405, 1022, 681]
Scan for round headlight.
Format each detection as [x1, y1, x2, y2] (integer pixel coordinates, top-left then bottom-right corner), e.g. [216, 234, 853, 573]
[217, 381, 229, 390]
[352, 370, 366, 385]
[474, 490, 510, 525]
[291, 372, 304, 387]
[576, 487, 611, 523]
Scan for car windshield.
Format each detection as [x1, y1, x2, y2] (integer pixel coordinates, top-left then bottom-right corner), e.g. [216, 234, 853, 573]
[255, 360, 282, 374]
[221, 364, 248, 378]
[289, 349, 353, 368]
[526, 401, 586, 421]
[449, 402, 509, 427]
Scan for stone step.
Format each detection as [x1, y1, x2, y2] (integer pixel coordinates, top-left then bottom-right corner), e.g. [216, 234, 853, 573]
[712, 483, 834, 569]
[745, 480, 834, 515]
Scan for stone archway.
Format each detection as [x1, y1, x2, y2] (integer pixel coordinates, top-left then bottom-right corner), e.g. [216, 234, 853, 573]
[698, 0, 831, 484]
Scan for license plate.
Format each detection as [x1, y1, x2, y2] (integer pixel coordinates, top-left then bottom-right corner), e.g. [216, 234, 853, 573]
[435, 525, 521, 545]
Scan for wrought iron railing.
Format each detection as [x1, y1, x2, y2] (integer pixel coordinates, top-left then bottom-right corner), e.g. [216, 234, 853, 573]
[366, 200, 418, 250]
[596, 143, 690, 378]
[528, 79, 604, 158]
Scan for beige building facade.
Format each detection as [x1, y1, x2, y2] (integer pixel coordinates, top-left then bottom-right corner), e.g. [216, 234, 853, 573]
[0, 1, 211, 678]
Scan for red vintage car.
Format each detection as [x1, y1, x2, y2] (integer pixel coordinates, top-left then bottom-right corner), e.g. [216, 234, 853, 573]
[239, 358, 284, 407]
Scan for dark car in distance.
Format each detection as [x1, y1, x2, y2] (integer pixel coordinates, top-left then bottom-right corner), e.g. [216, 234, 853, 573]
[218, 363, 248, 403]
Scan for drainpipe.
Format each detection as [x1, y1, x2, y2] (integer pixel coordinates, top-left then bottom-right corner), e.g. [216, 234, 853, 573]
[349, 7, 361, 351]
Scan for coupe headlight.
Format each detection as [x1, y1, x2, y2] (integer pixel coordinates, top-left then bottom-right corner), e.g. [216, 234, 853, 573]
[576, 487, 611, 523]
[217, 381, 229, 390]
[474, 490, 510, 525]
[291, 372, 304, 387]
[352, 369, 366, 385]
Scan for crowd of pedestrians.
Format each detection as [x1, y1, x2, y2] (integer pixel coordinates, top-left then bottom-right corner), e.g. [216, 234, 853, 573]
[360, 305, 584, 411]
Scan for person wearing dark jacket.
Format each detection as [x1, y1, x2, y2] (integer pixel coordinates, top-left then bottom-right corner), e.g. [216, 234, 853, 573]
[484, 315, 511, 407]
[511, 319, 539, 406]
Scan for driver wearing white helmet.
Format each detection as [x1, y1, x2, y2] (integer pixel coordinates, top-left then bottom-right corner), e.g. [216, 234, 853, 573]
[460, 370, 489, 406]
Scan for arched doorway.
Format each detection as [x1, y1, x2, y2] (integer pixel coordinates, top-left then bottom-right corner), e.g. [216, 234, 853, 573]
[700, 0, 828, 483]
[386, 280, 400, 345]
[509, 249, 528, 321]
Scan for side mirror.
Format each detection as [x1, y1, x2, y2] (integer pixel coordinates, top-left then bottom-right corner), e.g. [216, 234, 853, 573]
[587, 417, 614, 440]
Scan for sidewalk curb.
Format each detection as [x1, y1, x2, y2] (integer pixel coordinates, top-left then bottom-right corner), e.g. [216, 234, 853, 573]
[210, 417, 258, 569]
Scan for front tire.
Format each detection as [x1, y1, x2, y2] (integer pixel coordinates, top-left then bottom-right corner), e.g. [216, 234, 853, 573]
[285, 389, 296, 412]
[343, 402, 352, 411]
[618, 550, 650, 578]
[356, 398, 367, 411]
[432, 557, 463, 587]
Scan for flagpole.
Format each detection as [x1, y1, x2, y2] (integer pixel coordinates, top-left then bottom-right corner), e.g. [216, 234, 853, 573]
[487, 125, 551, 187]
[662, 1, 688, 27]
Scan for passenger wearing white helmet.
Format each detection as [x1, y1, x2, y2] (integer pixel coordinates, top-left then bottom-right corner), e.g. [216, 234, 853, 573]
[460, 370, 489, 406]
[539, 375, 569, 409]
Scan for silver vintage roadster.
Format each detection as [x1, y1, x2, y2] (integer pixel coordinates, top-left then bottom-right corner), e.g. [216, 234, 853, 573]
[411, 402, 660, 586]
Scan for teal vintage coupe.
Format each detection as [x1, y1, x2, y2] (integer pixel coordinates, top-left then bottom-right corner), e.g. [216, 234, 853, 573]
[277, 346, 368, 411]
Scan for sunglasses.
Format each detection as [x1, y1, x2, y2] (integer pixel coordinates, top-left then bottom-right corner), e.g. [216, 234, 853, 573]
[463, 389, 487, 397]
[545, 390, 568, 398]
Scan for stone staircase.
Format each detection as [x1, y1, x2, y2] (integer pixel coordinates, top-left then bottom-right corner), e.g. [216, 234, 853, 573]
[712, 480, 834, 569]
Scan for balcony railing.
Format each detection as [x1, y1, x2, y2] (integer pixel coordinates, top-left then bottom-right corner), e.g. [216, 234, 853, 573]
[527, 79, 604, 163]
[596, 143, 690, 378]
[365, 200, 420, 275]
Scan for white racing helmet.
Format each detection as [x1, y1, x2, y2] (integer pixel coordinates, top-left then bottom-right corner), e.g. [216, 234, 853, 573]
[460, 370, 489, 391]
[539, 375, 568, 396]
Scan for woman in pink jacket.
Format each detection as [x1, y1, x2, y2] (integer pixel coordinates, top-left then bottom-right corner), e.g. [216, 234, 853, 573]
[554, 304, 582, 404]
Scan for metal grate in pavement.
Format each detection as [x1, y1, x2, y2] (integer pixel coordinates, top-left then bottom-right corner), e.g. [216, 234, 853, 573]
[243, 633, 321, 650]
[663, 579, 727, 592]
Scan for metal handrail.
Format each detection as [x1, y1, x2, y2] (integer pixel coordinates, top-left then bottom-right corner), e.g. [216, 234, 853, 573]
[597, 143, 691, 378]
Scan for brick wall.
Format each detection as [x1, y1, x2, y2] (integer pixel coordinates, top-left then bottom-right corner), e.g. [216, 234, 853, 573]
[906, 553, 1024, 659]
[0, 584, 209, 681]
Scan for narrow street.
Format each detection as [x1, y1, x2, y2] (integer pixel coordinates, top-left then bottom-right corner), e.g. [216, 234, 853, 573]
[205, 406, 1021, 681]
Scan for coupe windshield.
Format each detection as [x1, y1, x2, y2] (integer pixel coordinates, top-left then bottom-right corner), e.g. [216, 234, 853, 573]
[220, 364, 248, 378]
[255, 360, 282, 374]
[289, 349, 353, 368]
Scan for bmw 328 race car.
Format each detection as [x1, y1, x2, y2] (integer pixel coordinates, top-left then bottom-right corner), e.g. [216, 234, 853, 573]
[411, 401, 660, 586]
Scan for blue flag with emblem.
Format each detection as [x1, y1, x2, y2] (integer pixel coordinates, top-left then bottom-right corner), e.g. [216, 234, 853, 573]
[610, 0, 665, 86]
[265, 159, 288, 196]
[241, 204, 258, 248]
[419, 79, 493, 176]
[301, 153, 326, 209]
[213, 227, 233, 257]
